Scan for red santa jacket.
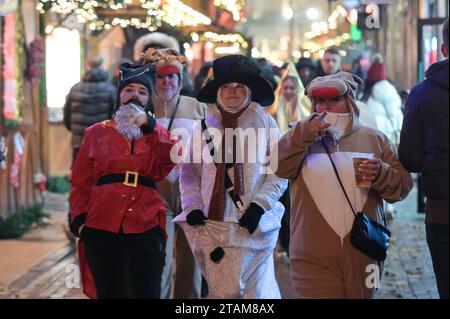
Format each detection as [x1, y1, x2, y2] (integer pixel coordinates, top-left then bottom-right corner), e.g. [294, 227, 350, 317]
[69, 120, 176, 236]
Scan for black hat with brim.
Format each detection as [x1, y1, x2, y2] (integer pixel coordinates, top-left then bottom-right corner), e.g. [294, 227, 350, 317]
[196, 55, 275, 106]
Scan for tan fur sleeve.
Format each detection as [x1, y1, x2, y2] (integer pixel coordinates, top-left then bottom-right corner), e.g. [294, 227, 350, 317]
[275, 118, 317, 181]
[372, 134, 414, 203]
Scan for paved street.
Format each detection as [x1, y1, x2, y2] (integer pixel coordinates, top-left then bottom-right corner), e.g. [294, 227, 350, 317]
[274, 184, 439, 299]
[0, 183, 439, 299]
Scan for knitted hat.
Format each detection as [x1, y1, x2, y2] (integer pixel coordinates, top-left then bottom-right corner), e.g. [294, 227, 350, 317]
[366, 54, 386, 83]
[115, 63, 156, 112]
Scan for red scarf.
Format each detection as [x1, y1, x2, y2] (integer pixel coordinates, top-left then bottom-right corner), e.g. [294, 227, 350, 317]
[208, 105, 247, 221]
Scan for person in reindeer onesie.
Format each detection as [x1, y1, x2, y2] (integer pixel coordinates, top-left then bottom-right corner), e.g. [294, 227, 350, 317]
[276, 71, 413, 298]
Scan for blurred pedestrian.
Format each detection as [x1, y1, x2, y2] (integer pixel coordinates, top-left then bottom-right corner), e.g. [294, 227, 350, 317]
[399, 18, 449, 299]
[193, 61, 213, 96]
[276, 72, 413, 298]
[295, 57, 316, 87]
[315, 48, 341, 77]
[352, 57, 366, 98]
[362, 54, 403, 146]
[63, 56, 116, 164]
[351, 57, 366, 83]
[255, 58, 278, 91]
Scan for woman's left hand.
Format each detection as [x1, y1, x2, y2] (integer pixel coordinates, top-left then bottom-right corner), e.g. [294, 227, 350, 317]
[358, 158, 382, 182]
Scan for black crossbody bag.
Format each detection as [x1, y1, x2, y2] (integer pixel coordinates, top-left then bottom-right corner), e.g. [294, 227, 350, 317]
[320, 138, 391, 262]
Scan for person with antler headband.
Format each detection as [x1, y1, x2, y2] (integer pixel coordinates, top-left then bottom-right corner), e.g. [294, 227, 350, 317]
[142, 48, 206, 299]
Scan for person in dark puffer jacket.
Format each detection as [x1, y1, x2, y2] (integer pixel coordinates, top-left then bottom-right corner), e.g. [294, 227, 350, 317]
[63, 56, 117, 163]
[398, 18, 449, 299]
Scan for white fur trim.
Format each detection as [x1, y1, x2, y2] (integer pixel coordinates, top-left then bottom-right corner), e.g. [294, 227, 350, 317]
[134, 32, 180, 62]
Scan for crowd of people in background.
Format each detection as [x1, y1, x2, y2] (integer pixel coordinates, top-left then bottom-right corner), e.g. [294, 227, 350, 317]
[64, 18, 448, 300]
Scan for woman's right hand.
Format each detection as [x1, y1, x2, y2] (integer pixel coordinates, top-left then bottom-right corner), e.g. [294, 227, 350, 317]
[307, 112, 330, 140]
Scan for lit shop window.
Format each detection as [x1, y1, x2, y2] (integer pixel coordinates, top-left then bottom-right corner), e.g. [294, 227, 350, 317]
[46, 27, 81, 122]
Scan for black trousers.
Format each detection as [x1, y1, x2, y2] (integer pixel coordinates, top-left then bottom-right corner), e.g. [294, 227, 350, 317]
[82, 226, 165, 299]
[426, 223, 449, 299]
[278, 187, 291, 253]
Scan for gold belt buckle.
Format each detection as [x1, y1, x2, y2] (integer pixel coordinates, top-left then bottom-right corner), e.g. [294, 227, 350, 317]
[123, 171, 139, 188]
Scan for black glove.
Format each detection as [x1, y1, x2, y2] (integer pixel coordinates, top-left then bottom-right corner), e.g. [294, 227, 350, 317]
[239, 203, 265, 234]
[186, 209, 208, 226]
[140, 112, 156, 135]
[69, 213, 87, 238]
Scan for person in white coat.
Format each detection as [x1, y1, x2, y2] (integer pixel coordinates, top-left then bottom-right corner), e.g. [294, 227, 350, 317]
[362, 54, 403, 146]
[362, 54, 404, 218]
[174, 55, 288, 298]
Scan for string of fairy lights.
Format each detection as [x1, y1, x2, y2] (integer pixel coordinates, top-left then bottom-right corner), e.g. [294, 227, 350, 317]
[213, 0, 245, 21]
[191, 31, 248, 49]
[37, 0, 247, 47]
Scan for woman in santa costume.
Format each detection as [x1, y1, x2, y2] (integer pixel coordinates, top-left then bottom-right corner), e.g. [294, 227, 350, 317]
[69, 61, 176, 299]
[174, 55, 288, 298]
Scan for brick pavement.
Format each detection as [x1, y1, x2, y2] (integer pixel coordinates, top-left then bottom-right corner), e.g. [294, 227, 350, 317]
[274, 185, 439, 299]
[0, 186, 440, 299]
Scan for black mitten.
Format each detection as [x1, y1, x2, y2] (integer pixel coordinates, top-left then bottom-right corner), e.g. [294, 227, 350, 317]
[140, 112, 156, 134]
[186, 209, 208, 226]
[238, 203, 265, 234]
[69, 213, 87, 238]
[210, 247, 225, 263]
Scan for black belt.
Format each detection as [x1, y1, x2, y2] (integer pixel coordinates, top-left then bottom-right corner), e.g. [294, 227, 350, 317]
[96, 172, 155, 189]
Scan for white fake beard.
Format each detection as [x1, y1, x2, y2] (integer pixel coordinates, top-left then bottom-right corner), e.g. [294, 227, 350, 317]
[324, 112, 351, 140]
[114, 104, 143, 141]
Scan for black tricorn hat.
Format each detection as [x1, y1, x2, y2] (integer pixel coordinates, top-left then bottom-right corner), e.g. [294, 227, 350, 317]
[196, 55, 275, 106]
[115, 63, 157, 112]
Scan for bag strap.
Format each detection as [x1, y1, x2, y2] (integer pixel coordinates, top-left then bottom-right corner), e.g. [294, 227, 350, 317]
[320, 138, 357, 217]
[201, 119, 245, 211]
[167, 96, 181, 131]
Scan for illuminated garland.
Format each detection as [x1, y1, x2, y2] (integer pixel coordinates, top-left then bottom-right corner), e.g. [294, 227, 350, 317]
[37, 1, 247, 48]
[191, 31, 248, 49]
[37, 0, 211, 30]
[213, 0, 244, 21]
[161, 0, 211, 27]
[15, 0, 26, 120]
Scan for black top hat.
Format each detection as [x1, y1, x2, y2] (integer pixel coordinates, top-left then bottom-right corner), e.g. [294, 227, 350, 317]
[196, 55, 275, 106]
[115, 63, 157, 112]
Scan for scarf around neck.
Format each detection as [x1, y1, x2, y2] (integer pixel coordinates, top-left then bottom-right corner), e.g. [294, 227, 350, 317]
[208, 102, 249, 221]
